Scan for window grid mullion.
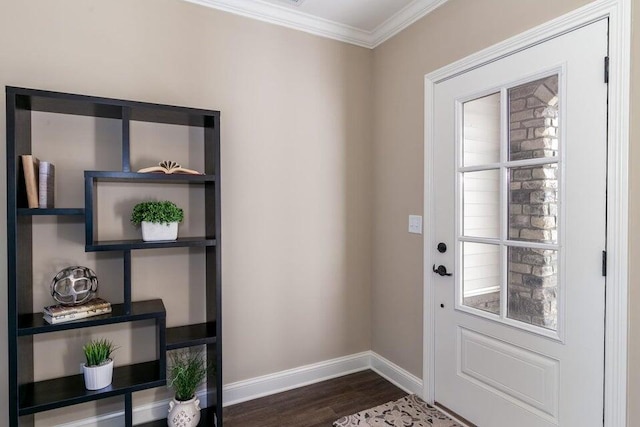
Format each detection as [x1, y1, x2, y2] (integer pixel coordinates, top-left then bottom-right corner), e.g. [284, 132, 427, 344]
[500, 87, 509, 320]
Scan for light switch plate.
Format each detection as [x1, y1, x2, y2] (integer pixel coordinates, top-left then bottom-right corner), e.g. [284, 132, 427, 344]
[409, 215, 423, 234]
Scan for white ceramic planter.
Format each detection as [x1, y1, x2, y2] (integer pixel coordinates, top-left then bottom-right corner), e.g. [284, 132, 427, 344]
[82, 359, 113, 390]
[167, 396, 201, 427]
[141, 221, 178, 242]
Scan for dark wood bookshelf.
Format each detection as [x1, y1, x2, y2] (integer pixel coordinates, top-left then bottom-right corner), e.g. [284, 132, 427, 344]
[19, 360, 165, 416]
[18, 299, 166, 336]
[6, 86, 222, 426]
[166, 322, 217, 350]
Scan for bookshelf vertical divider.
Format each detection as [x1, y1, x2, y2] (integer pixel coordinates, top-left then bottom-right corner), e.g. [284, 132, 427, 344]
[122, 106, 131, 173]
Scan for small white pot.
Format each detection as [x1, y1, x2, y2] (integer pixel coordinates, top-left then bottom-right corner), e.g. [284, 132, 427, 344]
[168, 396, 201, 427]
[82, 359, 113, 390]
[141, 221, 178, 242]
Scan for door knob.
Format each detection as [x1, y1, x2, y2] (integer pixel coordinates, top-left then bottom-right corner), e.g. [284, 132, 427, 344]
[433, 264, 453, 276]
[437, 243, 447, 253]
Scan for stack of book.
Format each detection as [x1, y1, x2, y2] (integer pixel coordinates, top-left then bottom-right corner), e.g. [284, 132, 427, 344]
[43, 298, 112, 324]
[20, 154, 55, 208]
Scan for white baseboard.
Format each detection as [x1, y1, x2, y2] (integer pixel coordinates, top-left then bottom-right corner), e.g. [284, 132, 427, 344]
[55, 411, 122, 427]
[58, 350, 421, 426]
[370, 352, 423, 395]
[55, 390, 208, 427]
[223, 351, 371, 406]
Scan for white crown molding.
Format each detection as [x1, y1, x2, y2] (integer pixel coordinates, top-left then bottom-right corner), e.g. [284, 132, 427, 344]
[182, 0, 449, 49]
[183, 0, 372, 48]
[370, 0, 449, 47]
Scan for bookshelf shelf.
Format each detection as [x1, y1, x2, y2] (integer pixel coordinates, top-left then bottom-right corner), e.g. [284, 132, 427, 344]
[17, 208, 85, 216]
[85, 171, 215, 183]
[18, 360, 165, 416]
[85, 237, 216, 253]
[166, 322, 217, 350]
[18, 299, 166, 336]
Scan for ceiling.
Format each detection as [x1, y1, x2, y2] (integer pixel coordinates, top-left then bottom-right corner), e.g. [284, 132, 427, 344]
[183, 0, 449, 48]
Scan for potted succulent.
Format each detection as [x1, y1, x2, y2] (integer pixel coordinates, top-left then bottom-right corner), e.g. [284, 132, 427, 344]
[167, 350, 212, 427]
[131, 200, 184, 242]
[82, 338, 117, 390]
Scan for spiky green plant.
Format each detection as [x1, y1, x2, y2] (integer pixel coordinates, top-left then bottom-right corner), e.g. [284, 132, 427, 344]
[168, 350, 212, 401]
[83, 338, 117, 367]
[130, 201, 184, 226]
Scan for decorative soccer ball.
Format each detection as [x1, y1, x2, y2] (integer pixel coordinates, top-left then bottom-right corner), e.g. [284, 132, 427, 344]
[50, 266, 98, 306]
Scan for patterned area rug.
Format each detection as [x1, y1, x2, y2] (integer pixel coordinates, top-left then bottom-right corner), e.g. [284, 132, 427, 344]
[333, 394, 463, 427]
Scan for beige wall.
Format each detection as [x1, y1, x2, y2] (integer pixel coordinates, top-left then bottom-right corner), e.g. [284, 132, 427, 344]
[0, 0, 373, 424]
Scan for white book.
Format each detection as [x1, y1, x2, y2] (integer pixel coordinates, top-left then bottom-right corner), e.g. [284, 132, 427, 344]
[43, 298, 111, 317]
[38, 161, 55, 208]
[43, 306, 112, 324]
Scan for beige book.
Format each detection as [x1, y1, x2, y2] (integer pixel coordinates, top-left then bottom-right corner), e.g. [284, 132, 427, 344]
[21, 155, 39, 208]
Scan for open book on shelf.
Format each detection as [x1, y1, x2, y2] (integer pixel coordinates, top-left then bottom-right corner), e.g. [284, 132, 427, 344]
[137, 160, 202, 175]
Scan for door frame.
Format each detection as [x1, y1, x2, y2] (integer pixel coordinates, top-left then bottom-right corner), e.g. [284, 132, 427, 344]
[422, 1, 631, 425]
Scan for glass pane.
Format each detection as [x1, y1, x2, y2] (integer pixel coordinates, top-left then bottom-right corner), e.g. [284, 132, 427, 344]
[463, 242, 500, 315]
[509, 164, 558, 243]
[463, 93, 501, 167]
[509, 75, 559, 161]
[507, 247, 558, 330]
[463, 169, 500, 239]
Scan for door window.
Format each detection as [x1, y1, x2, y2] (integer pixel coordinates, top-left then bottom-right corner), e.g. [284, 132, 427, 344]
[460, 74, 561, 335]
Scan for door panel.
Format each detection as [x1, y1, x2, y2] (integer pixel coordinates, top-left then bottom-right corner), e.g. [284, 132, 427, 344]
[433, 19, 607, 426]
[458, 327, 559, 419]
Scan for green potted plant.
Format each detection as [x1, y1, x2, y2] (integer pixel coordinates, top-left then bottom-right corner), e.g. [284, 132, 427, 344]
[131, 200, 184, 242]
[82, 338, 117, 390]
[167, 350, 212, 427]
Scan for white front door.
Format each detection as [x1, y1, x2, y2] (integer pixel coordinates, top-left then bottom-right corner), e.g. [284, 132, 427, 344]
[431, 19, 608, 426]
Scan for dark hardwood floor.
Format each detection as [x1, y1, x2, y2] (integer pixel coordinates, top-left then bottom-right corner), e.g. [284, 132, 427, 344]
[223, 370, 407, 427]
